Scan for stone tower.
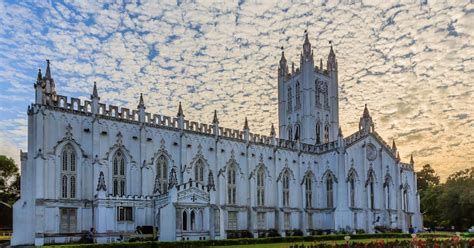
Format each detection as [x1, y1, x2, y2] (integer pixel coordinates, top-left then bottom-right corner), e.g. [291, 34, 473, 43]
[278, 32, 339, 144]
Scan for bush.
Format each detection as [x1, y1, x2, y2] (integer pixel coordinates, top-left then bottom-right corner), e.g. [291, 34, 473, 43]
[226, 230, 253, 239]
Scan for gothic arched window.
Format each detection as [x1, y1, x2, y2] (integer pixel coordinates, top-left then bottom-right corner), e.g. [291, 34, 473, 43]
[287, 86, 292, 113]
[324, 124, 330, 143]
[191, 210, 196, 231]
[316, 122, 321, 144]
[282, 170, 290, 207]
[227, 164, 237, 205]
[368, 174, 375, 209]
[326, 175, 334, 208]
[296, 82, 301, 110]
[295, 124, 301, 141]
[315, 80, 321, 107]
[182, 211, 188, 231]
[156, 155, 168, 194]
[304, 174, 312, 208]
[61, 144, 76, 199]
[349, 176, 356, 208]
[112, 151, 126, 196]
[257, 167, 265, 206]
[403, 188, 409, 212]
[323, 82, 329, 107]
[194, 160, 204, 183]
[288, 127, 293, 141]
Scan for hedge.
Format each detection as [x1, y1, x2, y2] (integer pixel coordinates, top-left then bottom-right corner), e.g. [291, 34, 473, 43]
[45, 232, 467, 248]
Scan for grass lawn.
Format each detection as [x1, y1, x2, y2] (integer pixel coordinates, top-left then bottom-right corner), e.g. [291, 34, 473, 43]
[214, 238, 433, 248]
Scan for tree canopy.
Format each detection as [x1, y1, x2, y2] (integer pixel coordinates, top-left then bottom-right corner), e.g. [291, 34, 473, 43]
[418, 165, 474, 230]
[0, 155, 20, 205]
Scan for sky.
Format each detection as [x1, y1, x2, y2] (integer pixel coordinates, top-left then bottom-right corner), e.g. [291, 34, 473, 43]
[0, 1, 472, 179]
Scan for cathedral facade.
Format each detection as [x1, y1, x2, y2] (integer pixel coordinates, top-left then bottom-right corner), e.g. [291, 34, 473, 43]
[12, 34, 422, 246]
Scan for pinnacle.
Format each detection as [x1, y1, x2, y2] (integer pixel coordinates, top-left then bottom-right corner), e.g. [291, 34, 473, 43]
[243, 117, 249, 130]
[212, 110, 219, 124]
[92, 82, 99, 98]
[177, 102, 184, 117]
[270, 123, 276, 136]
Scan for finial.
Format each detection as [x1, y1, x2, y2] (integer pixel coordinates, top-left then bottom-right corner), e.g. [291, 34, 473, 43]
[36, 69, 42, 82]
[92, 82, 99, 98]
[45, 59, 51, 79]
[338, 126, 343, 137]
[363, 104, 370, 118]
[212, 110, 219, 124]
[320, 59, 323, 70]
[243, 117, 249, 130]
[392, 139, 397, 151]
[280, 46, 286, 62]
[270, 123, 276, 136]
[138, 93, 145, 109]
[177, 102, 184, 117]
[410, 154, 414, 164]
[397, 152, 400, 161]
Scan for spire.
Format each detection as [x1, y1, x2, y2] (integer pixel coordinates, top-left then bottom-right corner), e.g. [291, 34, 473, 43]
[36, 69, 42, 83]
[302, 30, 312, 59]
[363, 104, 370, 118]
[177, 102, 184, 117]
[320, 59, 323, 71]
[45, 59, 52, 79]
[410, 154, 414, 164]
[270, 123, 276, 136]
[243, 117, 249, 130]
[279, 46, 288, 78]
[392, 139, 397, 152]
[212, 110, 219, 124]
[338, 126, 343, 137]
[138, 93, 145, 109]
[397, 152, 401, 161]
[92, 82, 99, 98]
[327, 41, 337, 71]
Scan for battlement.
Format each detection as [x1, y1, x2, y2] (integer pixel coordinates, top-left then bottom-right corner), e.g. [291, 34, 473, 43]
[400, 163, 414, 171]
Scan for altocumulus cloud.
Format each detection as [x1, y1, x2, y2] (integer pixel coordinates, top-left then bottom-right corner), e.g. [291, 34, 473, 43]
[0, 0, 472, 179]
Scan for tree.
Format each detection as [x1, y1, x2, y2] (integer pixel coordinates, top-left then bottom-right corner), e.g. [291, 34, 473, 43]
[417, 164, 440, 192]
[0, 155, 20, 205]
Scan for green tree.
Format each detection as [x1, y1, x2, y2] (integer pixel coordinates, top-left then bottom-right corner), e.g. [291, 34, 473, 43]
[0, 155, 20, 205]
[437, 167, 474, 230]
[417, 164, 440, 192]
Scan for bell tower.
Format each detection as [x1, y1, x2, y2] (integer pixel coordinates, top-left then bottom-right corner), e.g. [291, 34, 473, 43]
[277, 33, 339, 144]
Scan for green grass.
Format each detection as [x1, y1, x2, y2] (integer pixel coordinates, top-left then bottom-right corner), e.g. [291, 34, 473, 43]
[213, 238, 442, 248]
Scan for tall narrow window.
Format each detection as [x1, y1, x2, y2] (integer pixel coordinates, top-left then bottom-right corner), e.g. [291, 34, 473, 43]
[316, 122, 321, 144]
[156, 155, 168, 194]
[288, 127, 293, 141]
[350, 177, 356, 208]
[61, 144, 76, 199]
[214, 209, 220, 233]
[295, 124, 300, 141]
[182, 211, 188, 231]
[191, 210, 196, 230]
[326, 175, 334, 208]
[257, 167, 265, 206]
[323, 82, 329, 108]
[227, 164, 237, 205]
[315, 80, 321, 107]
[403, 189, 409, 211]
[287, 86, 292, 113]
[324, 124, 330, 143]
[370, 181, 375, 209]
[386, 184, 391, 209]
[194, 160, 204, 183]
[112, 151, 126, 196]
[305, 175, 312, 208]
[257, 212, 265, 229]
[284, 212, 290, 230]
[282, 171, 290, 207]
[295, 82, 301, 110]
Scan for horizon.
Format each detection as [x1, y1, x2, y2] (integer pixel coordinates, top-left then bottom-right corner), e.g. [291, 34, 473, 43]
[0, 1, 472, 180]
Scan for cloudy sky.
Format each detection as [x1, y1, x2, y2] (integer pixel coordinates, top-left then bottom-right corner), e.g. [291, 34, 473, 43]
[0, 1, 472, 179]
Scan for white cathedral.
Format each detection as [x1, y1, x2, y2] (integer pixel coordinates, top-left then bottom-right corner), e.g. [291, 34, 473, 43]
[12, 33, 422, 246]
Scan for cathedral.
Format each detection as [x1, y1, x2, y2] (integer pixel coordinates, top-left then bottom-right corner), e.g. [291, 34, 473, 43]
[12, 33, 422, 246]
